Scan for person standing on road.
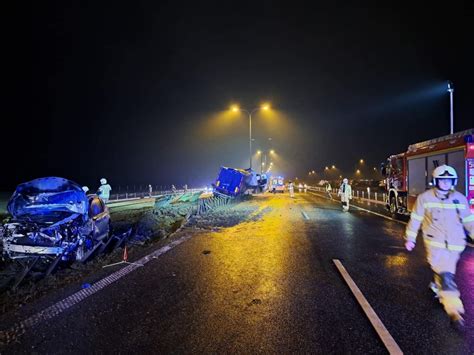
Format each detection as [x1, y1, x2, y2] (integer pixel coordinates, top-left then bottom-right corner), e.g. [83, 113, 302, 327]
[97, 178, 112, 203]
[338, 178, 352, 211]
[405, 165, 473, 328]
[288, 181, 295, 198]
[148, 184, 153, 197]
[171, 184, 177, 194]
[325, 181, 332, 199]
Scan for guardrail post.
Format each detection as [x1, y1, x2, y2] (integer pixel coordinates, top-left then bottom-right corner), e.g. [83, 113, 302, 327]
[383, 193, 386, 202]
[375, 192, 377, 201]
[356, 191, 359, 198]
[362, 191, 364, 199]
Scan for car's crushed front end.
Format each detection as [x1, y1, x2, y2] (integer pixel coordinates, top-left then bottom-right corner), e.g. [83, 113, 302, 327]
[0, 177, 95, 262]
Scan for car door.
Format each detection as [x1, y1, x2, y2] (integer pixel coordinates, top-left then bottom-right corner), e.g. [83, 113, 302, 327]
[88, 196, 110, 241]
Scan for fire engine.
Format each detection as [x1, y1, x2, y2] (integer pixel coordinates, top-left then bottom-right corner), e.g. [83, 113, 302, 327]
[382, 128, 474, 216]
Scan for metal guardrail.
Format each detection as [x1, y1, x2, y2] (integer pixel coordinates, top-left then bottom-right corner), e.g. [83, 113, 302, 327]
[307, 186, 387, 205]
[108, 188, 205, 203]
[197, 194, 233, 215]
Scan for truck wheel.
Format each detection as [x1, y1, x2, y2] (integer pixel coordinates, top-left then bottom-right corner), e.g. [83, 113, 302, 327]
[389, 196, 397, 217]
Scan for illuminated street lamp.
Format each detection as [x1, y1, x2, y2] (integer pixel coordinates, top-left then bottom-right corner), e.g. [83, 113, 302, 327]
[257, 147, 275, 174]
[359, 159, 364, 164]
[356, 169, 361, 174]
[447, 81, 454, 134]
[332, 165, 336, 169]
[231, 103, 271, 169]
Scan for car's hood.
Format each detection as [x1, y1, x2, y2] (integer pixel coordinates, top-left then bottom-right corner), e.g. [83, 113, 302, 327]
[7, 177, 88, 223]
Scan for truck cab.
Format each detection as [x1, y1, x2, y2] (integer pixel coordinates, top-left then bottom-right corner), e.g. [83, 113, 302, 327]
[383, 129, 474, 216]
[382, 153, 408, 215]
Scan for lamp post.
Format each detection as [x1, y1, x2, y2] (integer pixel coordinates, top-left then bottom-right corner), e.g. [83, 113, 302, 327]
[447, 81, 454, 134]
[257, 148, 275, 174]
[231, 104, 270, 169]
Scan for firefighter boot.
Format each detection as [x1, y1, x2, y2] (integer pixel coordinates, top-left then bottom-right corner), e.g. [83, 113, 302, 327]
[438, 272, 465, 329]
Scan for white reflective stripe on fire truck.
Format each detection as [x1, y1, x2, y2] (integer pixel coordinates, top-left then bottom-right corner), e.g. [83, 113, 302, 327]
[410, 212, 424, 221]
[422, 202, 466, 210]
[462, 214, 474, 223]
[424, 239, 465, 251]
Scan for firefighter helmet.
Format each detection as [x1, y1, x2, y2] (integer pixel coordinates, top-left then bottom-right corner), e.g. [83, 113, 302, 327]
[343, 178, 348, 184]
[432, 165, 457, 186]
[100, 178, 107, 185]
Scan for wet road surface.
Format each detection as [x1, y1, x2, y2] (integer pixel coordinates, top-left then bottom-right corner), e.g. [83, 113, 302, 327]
[2, 192, 473, 354]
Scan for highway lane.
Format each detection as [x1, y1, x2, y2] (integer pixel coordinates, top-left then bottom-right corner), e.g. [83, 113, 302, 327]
[2, 192, 473, 354]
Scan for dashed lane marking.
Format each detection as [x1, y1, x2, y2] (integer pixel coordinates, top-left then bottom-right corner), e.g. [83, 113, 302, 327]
[301, 210, 310, 220]
[333, 259, 403, 355]
[0, 233, 193, 345]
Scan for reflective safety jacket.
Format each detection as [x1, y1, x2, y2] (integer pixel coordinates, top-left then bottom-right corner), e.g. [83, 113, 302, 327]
[406, 188, 474, 252]
[338, 183, 352, 202]
[98, 184, 112, 199]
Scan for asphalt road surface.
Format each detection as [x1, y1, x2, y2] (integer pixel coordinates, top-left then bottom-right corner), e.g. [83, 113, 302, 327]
[1, 191, 473, 354]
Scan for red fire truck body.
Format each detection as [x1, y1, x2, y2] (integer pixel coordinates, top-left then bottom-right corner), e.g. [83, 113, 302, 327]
[383, 128, 474, 215]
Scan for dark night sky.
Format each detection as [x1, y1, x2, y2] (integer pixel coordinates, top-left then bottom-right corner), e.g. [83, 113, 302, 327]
[5, 1, 473, 191]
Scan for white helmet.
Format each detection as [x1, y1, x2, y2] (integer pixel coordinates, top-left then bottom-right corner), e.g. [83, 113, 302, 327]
[343, 178, 348, 184]
[432, 165, 457, 186]
[100, 178, 107, 185]
[82, 186, 89, 193]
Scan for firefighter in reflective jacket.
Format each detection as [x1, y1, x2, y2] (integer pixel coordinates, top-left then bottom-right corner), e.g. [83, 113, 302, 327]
[338, 178, 352, 211]
[405, 165, 474, 327]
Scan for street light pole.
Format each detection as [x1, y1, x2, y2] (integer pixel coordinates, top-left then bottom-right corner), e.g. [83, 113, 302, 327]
[232, 104, 270, 170]
[249, 111, 253, 169]
[448, 81, 454, 134]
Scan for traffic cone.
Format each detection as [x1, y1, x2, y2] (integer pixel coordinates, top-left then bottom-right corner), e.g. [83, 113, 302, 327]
[103, 244, 142, 268]
[123, 246, 128, 262]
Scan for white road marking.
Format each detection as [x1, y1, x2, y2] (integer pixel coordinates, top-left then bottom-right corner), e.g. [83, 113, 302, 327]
[0, 233, 193, 344]
[333, 259, 403, 355]
[308, 190, 407, 225]
[301, 211, 310, 220]
[350, 205, 407, 225]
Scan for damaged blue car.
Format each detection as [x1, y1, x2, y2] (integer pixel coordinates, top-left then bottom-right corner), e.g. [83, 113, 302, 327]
[0, 177, 111, 286]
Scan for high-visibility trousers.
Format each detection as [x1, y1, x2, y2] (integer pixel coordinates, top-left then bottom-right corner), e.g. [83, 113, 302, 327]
[425, 244, 462, 275]
[426, 245, 465, 315]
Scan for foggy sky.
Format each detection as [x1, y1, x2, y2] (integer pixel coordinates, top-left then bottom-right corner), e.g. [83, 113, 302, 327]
[5, 1, 473, 191]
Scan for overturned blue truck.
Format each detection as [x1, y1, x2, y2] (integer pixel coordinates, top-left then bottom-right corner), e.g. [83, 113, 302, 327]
[212, 167, 268, 197]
